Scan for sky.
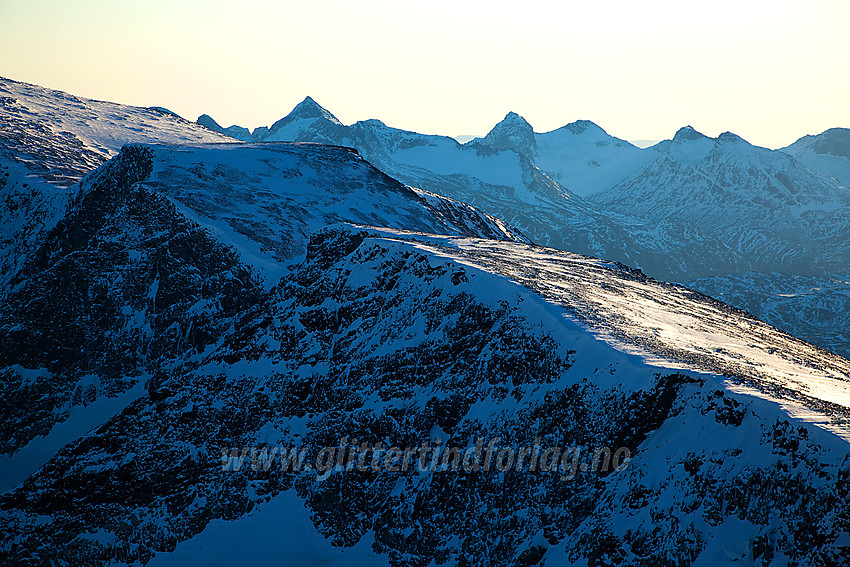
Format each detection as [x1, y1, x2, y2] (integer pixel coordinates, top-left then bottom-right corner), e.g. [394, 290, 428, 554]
[1, 0, 848, 149]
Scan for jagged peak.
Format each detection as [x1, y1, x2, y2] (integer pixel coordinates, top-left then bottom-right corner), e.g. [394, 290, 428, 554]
[289, 96, 341, 124]
[478, 111, 536, 155]
[264, 96, 342, 136]
[496, 111, 533, 130]
[672, 125, 710, 143]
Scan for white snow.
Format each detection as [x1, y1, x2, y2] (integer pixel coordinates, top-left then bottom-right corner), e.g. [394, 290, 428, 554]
[535, 122, 656, 197]
[0, 377, 147, 494]
[0, 76, 231, 159]
[145, 490, 390, 567]
[354, 227, 850, 440]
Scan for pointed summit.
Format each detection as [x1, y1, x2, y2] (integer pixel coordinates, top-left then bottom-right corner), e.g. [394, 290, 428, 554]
[672, 125, 709, 143]
[257, 96, 345, 141]
[663, 126, 715, 162]
[271, 96, 341, 129]
[287, 96, 341, 124]
[479, 111, 536, 156]
[493, 112, 534, 135]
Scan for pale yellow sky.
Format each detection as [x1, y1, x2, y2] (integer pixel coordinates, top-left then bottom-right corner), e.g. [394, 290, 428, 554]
[1, 0, 848, 148]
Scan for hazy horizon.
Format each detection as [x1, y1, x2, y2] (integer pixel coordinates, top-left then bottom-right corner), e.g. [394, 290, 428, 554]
[2, 0, 848, 149]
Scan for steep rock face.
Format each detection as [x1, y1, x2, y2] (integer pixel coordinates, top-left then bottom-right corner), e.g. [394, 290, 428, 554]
[0, 76, 234, 300]
[0, 159, 76, 298]
[1, 227, 849, 566]
[123, 142, 523, 283]
[0, 142, 523, 467]
[473, 111, 537, 157]
[0, 146, 264, 459]
[3, 81, 850, 565]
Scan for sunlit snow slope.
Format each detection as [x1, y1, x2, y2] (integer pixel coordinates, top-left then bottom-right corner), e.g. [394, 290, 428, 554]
[0, 76, 233, 296]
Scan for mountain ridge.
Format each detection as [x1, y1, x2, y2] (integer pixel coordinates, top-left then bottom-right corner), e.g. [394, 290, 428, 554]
[2, 78, 850, 565]
[193, 98, 850, 358]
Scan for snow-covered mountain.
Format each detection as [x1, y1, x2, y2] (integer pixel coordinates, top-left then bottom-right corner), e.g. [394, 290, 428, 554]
[204, 98, 655, 200]
[198, 99, 850, 357]
[110, 142, 522, 284]
[0, 77, 231, 186]
[0, 141, 521, 490]
[198, 100, 743, 283]
[590, 126, 850, 276]
[780, 127, 850, 189]
[2, 219, 849, 565]
[196, 114, 252, 142]
[689, 272, 850, 359]
[3, 79, 850, 565]
[585, 126, 850, 357]
[470, 112, 657, 197]
[0, 76, 233, 298]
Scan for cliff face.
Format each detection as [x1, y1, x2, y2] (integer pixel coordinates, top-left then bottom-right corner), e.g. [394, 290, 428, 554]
[0, 146, 264, 460]
[0, 141, 524, 480]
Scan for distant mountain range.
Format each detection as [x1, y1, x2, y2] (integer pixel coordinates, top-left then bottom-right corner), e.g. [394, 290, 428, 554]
[202, 97, 742, 284]
[199, 97, 850, 357]
[590, 126, 850, 275]
[780, 127, 850, 191]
